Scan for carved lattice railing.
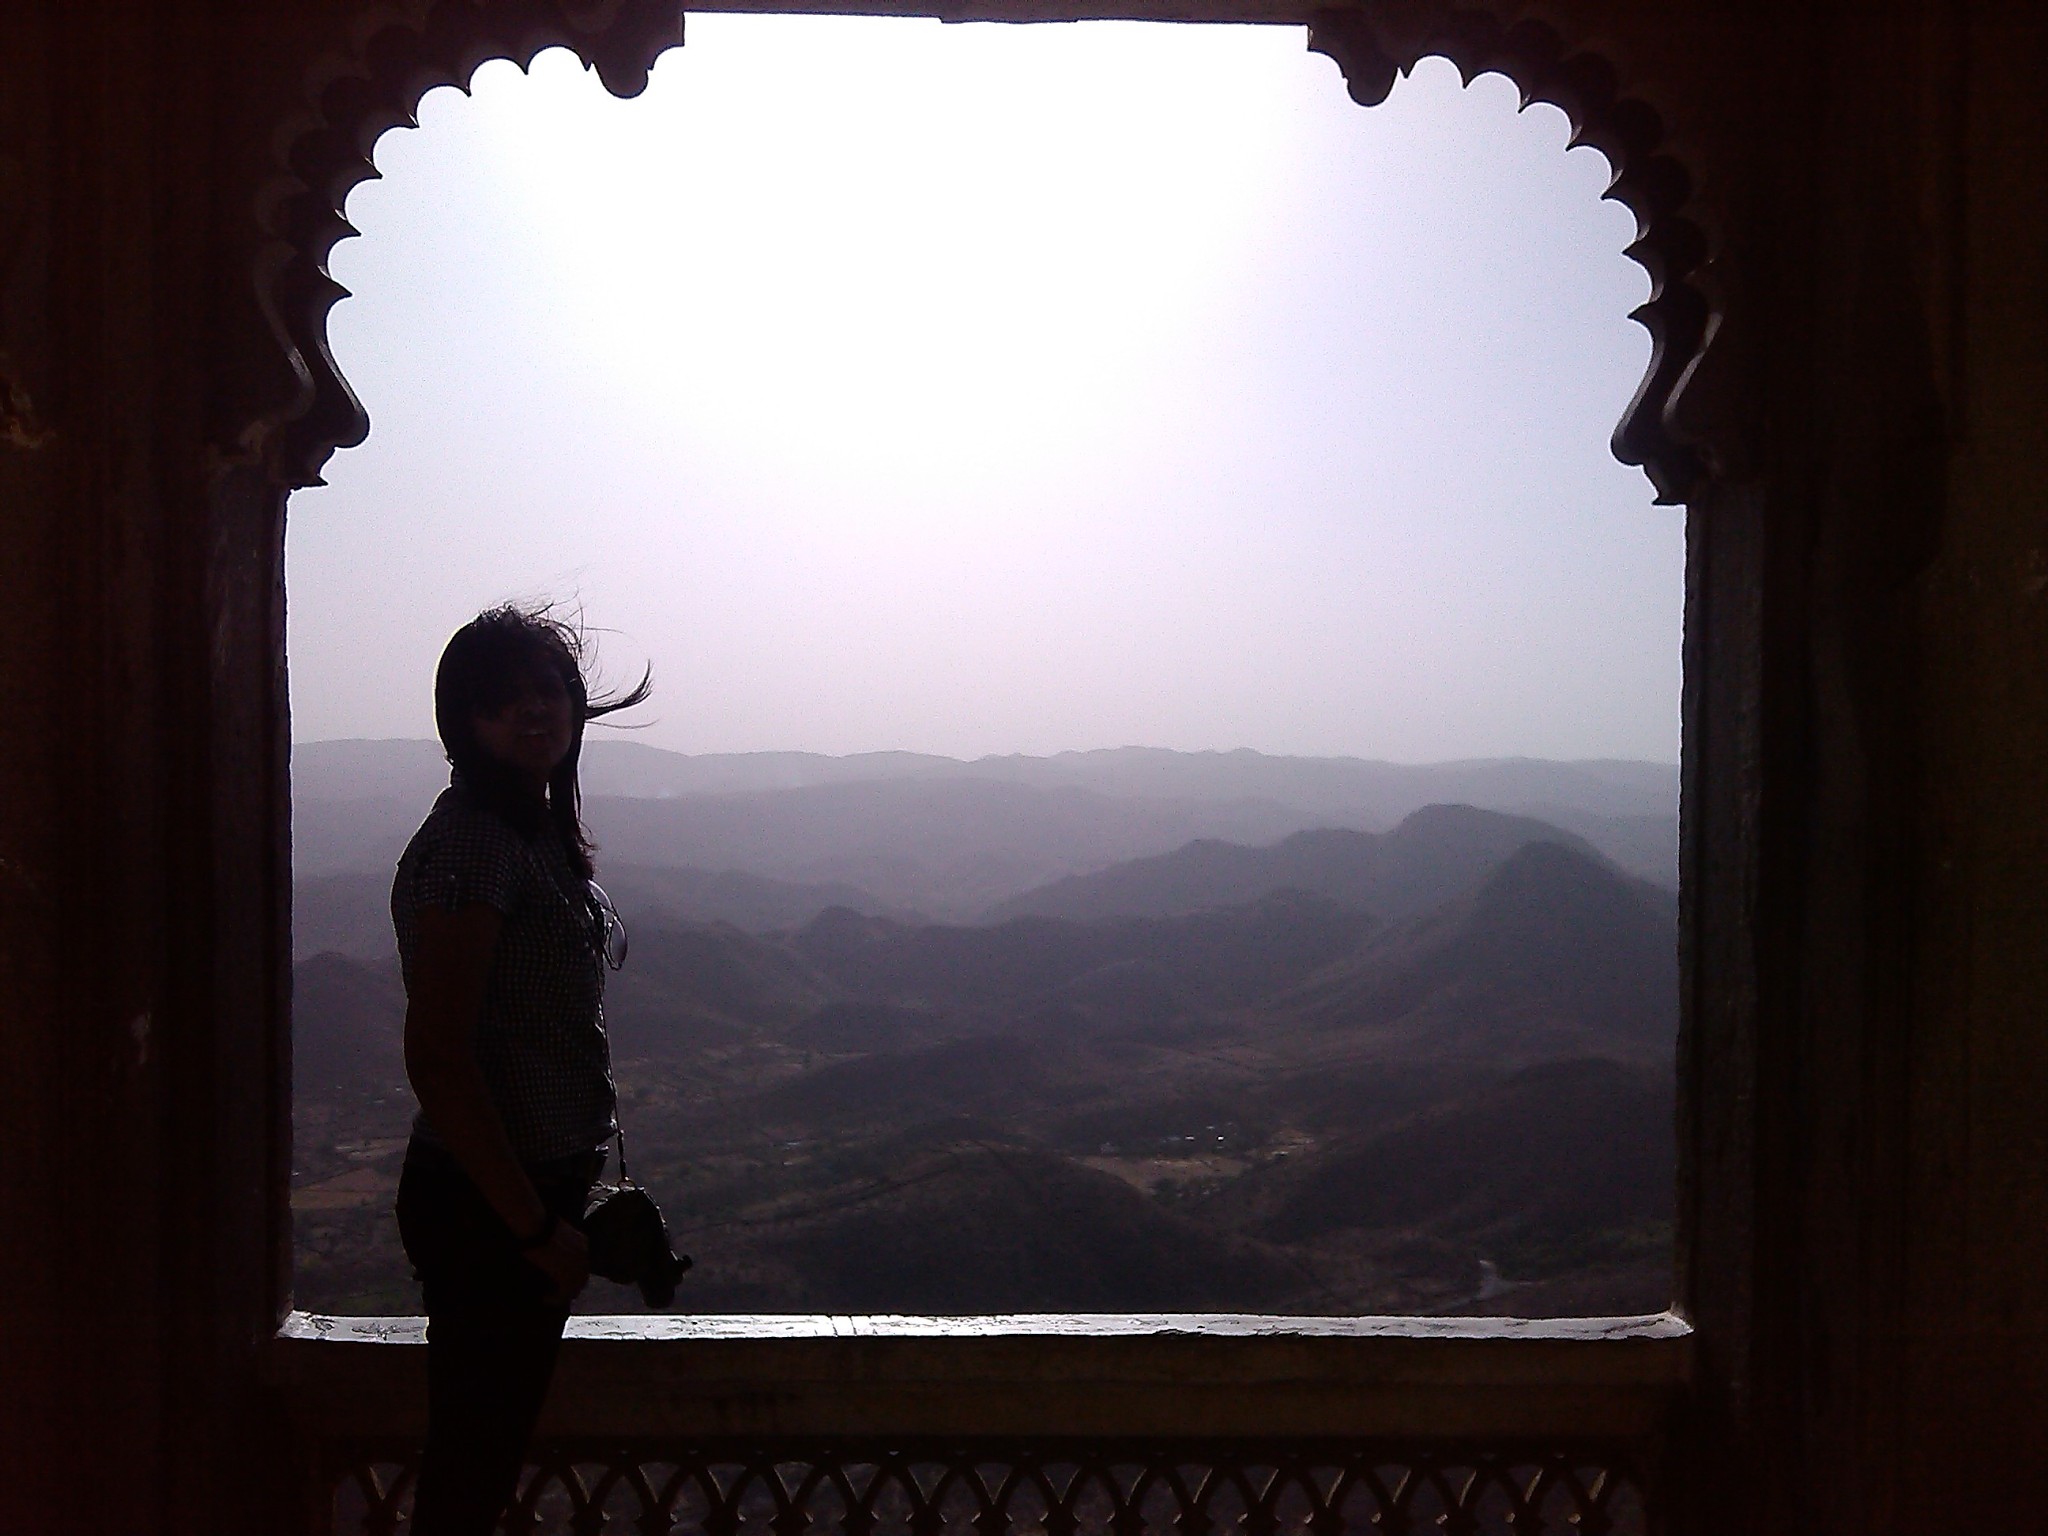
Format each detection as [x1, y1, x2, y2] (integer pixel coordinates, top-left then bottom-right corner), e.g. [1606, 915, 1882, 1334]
[276, 1314, 1687, 1536]
[327, 1442, 1652, 1536]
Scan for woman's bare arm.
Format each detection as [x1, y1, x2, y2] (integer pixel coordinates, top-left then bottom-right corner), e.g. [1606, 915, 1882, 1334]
[403, 903, 588, 1299]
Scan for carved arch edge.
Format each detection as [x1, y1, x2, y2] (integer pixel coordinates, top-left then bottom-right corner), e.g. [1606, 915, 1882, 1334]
[252, 0, 684, 489]
[1307, 3, 1733, 505]
[253, 0, 1737, 506]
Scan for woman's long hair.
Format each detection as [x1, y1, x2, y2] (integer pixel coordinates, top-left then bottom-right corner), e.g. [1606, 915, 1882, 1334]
[433, 605, 652, 881]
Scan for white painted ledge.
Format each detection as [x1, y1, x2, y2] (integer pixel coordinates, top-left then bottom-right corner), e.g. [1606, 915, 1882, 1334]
[273, 1311, 1691, 1441]
[282, 1310, 1692, 1345]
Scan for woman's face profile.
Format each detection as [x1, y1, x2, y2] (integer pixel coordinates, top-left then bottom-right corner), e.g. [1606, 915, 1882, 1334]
[471, 660, 575, 789]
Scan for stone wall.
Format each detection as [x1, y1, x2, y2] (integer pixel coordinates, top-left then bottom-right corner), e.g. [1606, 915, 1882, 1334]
[0, 2, 2041, 1531]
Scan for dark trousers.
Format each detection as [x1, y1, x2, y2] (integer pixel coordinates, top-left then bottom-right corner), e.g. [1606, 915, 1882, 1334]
[395, 1140, 602, 1536]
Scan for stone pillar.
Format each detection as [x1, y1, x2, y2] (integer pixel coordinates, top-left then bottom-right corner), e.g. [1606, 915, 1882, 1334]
[0, 4, 293, 1531]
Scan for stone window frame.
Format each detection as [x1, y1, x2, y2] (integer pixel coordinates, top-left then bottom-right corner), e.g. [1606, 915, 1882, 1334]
[250, 0, 1757, 1397]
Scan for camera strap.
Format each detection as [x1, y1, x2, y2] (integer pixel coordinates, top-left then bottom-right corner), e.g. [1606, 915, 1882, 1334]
[612, 1124, 635, 1188]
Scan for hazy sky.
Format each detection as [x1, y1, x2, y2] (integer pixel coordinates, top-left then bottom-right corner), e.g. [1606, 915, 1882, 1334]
[286, 16, 1681, 764]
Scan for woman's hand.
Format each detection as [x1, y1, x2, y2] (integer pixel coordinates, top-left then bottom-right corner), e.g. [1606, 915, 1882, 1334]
[524, 1218, 591, 1302]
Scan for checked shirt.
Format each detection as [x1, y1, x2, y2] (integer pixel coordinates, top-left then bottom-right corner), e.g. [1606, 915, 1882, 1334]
[392, 780, 618, 1164]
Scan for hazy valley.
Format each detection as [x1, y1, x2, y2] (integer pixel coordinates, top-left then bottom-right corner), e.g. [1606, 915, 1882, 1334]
[291, 741, 1678, 1316]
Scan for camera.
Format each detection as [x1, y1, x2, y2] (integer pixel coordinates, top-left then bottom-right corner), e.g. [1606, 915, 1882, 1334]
[582, 1184, 691, 1308]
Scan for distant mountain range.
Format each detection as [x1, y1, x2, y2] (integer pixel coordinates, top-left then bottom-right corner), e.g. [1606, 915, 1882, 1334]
[290, 741, 1678, 940]
[293, 738, 1679, 817]
[987, 805, 1607, 924]
[291, 800, 1676, 1315]
[292, 862, 915, 967]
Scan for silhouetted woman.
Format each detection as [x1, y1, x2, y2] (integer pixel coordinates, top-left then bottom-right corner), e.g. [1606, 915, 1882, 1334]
[392, 606, 649, 1536]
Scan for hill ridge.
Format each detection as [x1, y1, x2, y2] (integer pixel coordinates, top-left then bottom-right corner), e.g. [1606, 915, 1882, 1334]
[986, 804, 1605, 925]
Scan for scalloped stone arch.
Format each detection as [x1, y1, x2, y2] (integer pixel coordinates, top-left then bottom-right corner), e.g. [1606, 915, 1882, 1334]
[252, 0, 686, 489]
[1307, 6, 1723, 505]
[256, 0, 1732, 505]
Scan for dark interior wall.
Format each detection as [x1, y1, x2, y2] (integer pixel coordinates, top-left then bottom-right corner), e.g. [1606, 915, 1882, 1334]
[0, 0, 86, 1523]
[3, 1, 184, 1526]
[1777, 7, 2045, 1528]
[0, 4, 296, 1531]
[1902, 1, 2048, 1521]
[1673, 5, 2048, 1529]
[0, 2, 2042, 1533]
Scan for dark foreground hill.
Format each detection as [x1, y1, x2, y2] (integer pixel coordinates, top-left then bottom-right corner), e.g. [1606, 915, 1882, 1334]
[791, 888, 1373, 1023]
[1221, 1057, 1675, 1315]
[290, 952, 414, 1311]
[601, 920, 834, 1058]
[293, 951, 405, 1110]
[1280, 840, 1678, 1065]
[728, 1143, 1306, 1314]
[1246, 1057, 1673, 1249]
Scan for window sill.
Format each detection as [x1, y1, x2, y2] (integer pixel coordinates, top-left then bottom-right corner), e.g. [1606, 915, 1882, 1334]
[273, 1310, 1691, 1441]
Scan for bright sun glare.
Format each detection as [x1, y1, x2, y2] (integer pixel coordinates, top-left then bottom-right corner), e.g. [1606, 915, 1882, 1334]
[293, 17, 1678, 763]
[490, 23, 1299, 478]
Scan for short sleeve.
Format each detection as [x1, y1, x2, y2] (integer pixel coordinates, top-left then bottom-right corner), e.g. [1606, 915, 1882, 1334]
[407, 810, 525, 917]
